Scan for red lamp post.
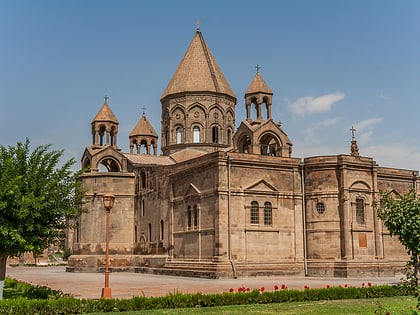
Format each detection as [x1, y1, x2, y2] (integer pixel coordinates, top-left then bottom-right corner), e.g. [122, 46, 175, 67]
[101, 193, 115, 299]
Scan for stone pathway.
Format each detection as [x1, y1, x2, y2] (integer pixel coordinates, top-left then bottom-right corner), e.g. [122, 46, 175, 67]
[6, 266, 403, 300]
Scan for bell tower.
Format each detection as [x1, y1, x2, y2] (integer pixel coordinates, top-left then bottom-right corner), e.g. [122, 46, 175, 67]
[91, 95, 119, 148]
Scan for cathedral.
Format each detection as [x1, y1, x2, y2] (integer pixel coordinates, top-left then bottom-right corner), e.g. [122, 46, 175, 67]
[67, 29, 419, 278]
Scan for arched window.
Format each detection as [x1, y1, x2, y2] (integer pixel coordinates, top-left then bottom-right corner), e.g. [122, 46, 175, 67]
[193, 126, 200, 143]
[250, 201, 259, 224]
[264, 201, 272, 226]
[176, 127, 182, 144]
[356, 198, 365, 225]
[227, 129, 231, 146]
[212, 126, 219, 143]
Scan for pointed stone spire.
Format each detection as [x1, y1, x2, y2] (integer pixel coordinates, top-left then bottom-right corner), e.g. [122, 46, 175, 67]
[129, 113, 158, 155]
[92, 96, 119, 125]
[160, 30, 235, 101]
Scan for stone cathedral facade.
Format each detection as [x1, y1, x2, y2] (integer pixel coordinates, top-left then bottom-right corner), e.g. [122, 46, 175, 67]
[67, 29, 419, 278]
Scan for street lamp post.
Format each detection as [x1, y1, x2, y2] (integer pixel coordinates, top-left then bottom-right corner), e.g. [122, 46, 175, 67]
[101, 193, 115, 299]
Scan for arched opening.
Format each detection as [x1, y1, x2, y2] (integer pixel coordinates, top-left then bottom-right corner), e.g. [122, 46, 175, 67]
[238, 135, 251, 153]
[99, 125, 106, 146]
[227, 129, 232, 146]
[212, 126, 219, 143]
[98, 157, 120, 172]
[193, 126, 200, 143]
[260, 133, 280, 156]
[110, 126, 117, 146]
[176, 127, 183, 144]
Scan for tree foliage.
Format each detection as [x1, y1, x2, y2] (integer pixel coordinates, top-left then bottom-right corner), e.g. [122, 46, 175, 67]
[0, 139, 83, 285]
[375, 188, 420, 290]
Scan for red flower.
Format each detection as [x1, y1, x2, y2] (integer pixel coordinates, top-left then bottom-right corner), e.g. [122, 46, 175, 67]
[274, 285, 279, 291]
[229, 288, 234, 293]
[344, 284, 348, 288]
[246, 287, 251, 292]
[281, 284, 287, 290]
[304, 285, 309, 290]
[361, 282, 365, 287]
[260, 287, 265, 292]
[325, 284, 330, 289]
[367, 282, 372, 287]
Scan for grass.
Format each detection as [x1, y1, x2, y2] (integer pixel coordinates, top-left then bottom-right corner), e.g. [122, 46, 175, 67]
[84, 296, 417, 315]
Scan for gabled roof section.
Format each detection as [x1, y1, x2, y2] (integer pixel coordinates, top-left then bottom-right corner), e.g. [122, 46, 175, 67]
[245, 73, 273, 96]
[92, 102, 119, 124]
[169, 148, 208, 163]
[130, 113, 158, 138]
[124, 154, 174, 166]
[161, 30, 236, 100]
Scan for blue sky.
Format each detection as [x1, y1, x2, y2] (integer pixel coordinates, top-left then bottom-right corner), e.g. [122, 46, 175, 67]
[1, 0, 419, 171]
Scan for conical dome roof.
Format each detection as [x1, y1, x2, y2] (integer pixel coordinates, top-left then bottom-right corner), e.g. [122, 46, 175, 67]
[130, 113, 158, 138]
[161, 30, 235, 100]
[245, 73, 273, 96]
[92, 102, 119, 124]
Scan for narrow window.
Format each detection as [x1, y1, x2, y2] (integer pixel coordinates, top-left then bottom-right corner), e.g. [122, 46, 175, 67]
[356, 198, 365, 225]
[165, 130, 169, 146]
[176, 127, 182, 144]
[148, 223, 152, 241]
[250, 201, 259, 224]
[227, 129, 231, 146]
[193, 205, 198, 229]
[193, 126, 200, 143]
[160, 220, 164, 240]
[212, 126, 219, 143]
[264, 201, 272, 225]
[187, 206, 192, 229]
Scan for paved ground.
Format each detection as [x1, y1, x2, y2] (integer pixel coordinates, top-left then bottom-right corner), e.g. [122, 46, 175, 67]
[6, 266, 403, 300]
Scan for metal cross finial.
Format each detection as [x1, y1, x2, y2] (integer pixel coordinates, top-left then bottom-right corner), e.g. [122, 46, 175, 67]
[141, 105, 147, 115]
[255, 64, 261, 74]
[350, 125, 356, 140]
[104, 95, 109, 103]
[196, 20, 201, 31]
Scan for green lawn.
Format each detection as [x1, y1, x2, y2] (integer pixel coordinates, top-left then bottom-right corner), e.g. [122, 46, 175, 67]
[84, 296, 417, 315]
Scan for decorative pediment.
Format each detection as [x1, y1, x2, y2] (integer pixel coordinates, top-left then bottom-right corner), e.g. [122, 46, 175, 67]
[245, 179, 278, 193]
[184, 183, 201, 197]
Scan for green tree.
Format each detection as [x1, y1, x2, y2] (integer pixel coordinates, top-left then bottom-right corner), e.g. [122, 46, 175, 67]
[0, 139, 82, 299]
[375, 189, 420, 303]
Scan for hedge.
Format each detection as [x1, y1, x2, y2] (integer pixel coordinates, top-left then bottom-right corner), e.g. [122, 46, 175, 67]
[0, 284, 414, 314]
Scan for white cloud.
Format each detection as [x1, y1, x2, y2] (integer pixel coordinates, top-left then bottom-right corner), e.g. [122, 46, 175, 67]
[288, 92, 345, 117]
[303, 117, 341, 138]
[355, 117, 383, 132]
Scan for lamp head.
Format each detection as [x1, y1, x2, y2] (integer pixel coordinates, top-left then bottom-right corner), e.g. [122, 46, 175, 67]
[103, 194, 115, 210]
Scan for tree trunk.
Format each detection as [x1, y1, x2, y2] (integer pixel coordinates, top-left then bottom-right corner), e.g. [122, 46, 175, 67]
[0, 255, 8, 300]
